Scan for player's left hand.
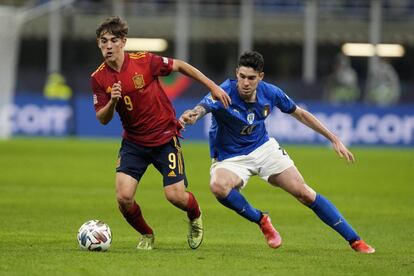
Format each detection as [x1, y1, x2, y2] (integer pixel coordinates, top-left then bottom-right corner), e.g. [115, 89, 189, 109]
[179, 110, 198, 128]
[210, 85, 231, 108]
[332, 139, 355, 163]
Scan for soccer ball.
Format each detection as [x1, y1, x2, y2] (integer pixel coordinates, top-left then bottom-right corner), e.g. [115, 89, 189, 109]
[77, 220, 112, 251]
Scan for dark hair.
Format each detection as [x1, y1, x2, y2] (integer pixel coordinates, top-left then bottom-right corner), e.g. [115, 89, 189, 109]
[238, 51, 264, 72]
[96, 16, 128, 38]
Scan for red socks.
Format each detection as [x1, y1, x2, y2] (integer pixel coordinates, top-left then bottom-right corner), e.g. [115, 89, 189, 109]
[186, 192, 201, 221]
[119, 201, 153, 235]
[119, 193, 200, 234]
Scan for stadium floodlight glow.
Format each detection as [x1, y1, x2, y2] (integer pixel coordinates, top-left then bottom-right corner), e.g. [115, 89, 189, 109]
[376, 44, 405, 57]
[125, 38, 168, 52]
[342, 43, 375, 57]
[342, 43, 405, 57]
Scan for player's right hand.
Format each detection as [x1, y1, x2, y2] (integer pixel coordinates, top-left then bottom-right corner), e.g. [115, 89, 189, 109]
[110, 81, 122, 104]
[332, 138, 355, 163]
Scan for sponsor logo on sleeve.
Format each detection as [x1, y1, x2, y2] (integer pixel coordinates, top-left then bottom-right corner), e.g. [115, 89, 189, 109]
[207, 95, 217, 103]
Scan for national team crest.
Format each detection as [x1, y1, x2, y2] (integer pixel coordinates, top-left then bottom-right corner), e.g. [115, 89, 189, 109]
[133, 74, 145, 89]
[207, 95, 217, 103]
[263, 104, 270, 117]
[247, 113, 255, 125]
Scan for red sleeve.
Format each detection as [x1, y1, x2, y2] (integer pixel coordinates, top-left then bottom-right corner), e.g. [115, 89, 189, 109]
[149, 52, 173, 77]
[90, 77, 110, 112]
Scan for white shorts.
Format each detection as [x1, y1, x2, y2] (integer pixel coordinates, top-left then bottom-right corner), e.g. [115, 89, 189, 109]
[210, 138, 294, 189]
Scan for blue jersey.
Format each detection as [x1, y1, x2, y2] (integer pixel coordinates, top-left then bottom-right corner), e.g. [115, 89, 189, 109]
[199, 79, 296, 161]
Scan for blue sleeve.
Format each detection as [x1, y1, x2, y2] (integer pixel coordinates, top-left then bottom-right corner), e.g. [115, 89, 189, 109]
[272, 86, 297, 114]
[198, 93, 217, 113]
[198, 79, 231, 112]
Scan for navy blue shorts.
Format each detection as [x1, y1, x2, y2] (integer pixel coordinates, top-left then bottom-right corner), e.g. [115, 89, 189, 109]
[116, 136, 188, 187]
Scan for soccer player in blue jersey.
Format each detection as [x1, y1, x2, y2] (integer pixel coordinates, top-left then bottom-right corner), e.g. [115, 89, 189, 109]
[179, 51, 375, 253]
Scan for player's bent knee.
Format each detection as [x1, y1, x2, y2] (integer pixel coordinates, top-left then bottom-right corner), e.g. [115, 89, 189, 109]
[209, 180, 229, 198]
[164, 189, 187, 208]
[116, 197, 133, 213]
[116, 190, 135, 205]
[297, 189, 316, 206]
[165, 192, 181, 204]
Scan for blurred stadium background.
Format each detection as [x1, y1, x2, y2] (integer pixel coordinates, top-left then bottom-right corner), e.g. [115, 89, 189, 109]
[0, 0, 413, 147]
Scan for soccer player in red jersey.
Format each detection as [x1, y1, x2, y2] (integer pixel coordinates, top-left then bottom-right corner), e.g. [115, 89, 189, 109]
[91, 16, 231, 250]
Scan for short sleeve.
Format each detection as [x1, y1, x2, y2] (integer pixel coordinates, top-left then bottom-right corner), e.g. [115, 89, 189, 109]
[149, 53, 173, 76]
[198, 93, 218, 113]
[198, 79, 231, 112]
[273, 86, 297, 114]
[91, 77, 110, 112]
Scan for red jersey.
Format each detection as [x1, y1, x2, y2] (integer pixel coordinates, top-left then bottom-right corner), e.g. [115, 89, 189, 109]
[91, 52, 182, 147]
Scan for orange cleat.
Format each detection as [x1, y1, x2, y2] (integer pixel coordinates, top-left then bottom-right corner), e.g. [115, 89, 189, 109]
[350, 239, 375, 254]
[259, 215, 282, 249]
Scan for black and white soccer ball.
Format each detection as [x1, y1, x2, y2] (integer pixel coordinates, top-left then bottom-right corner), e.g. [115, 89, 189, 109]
[77, 220, 112, 251]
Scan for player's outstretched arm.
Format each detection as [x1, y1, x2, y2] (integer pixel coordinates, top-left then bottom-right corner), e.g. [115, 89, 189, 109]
[290, 106, 355, 163]
[172, 59, 231, 108]
[179, 105, 208, 128]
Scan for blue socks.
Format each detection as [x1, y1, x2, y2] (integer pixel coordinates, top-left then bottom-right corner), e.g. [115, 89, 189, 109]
[217, 190, 360, 243]
[309, 194, 360, 243]
[217, 189, 262, 223]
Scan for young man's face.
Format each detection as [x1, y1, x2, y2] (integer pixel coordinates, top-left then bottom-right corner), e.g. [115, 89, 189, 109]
[97, 31, 126, 63]
[236, 66, 264, 101]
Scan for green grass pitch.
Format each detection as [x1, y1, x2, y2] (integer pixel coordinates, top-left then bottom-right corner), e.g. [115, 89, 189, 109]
[0, 138, 413, 275]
